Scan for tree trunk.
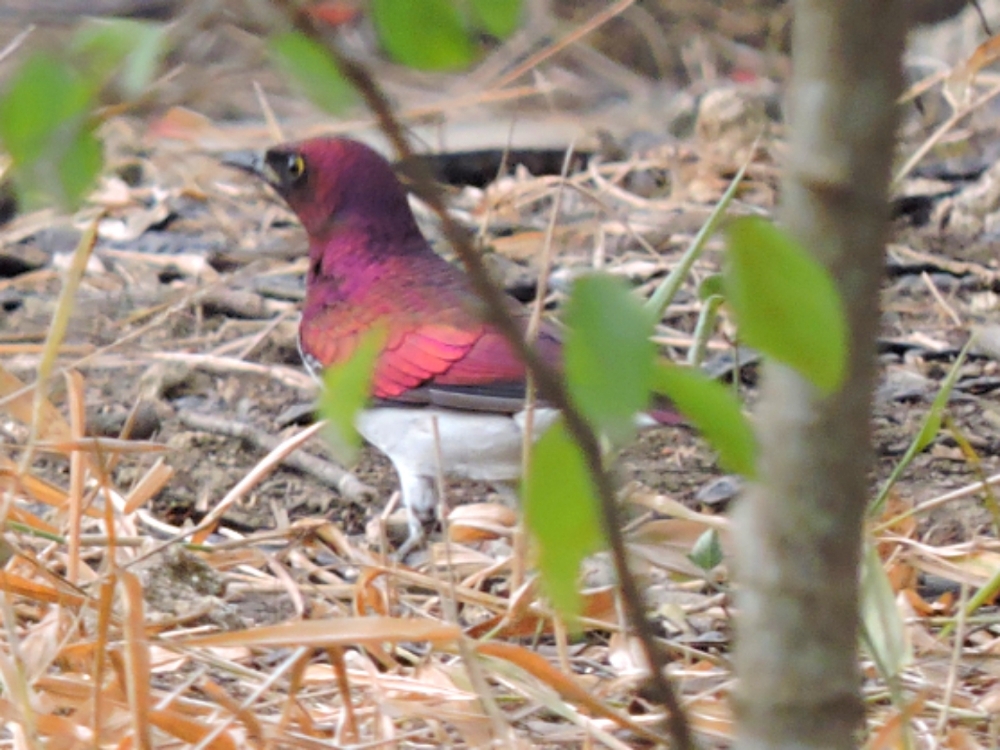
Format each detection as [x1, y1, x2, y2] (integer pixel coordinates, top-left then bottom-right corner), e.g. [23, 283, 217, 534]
[731, 1, 907, 748]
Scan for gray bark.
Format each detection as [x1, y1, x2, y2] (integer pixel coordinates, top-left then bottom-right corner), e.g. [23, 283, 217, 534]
[731, 2, 908, 749]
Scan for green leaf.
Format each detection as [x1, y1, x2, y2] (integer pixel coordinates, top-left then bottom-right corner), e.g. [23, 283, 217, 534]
[688, 529, 723, 572]
[372, 0, 477, 71]
[317, 328, 385, 463]
[698, 273, 725, 301]
[687, 294, 724, 368]
[654, 363, 756, 477]
[860, 542, 910, 685]
[72, 18, 167, 97]
[564, 274, 656, 444]
[55, 127, 103, 209]
[0, 53, 91, 167]
[469, 0, 522, 38]
[523, 420, 605, 618]
[941, 562, 1000, 639]
[723, 217, 848, 394]
[269, 32, 355, 114]
[914, 350, 964, 454]
[0, 52, 101, 211]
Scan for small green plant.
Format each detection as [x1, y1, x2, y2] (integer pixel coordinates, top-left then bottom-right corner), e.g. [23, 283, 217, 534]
[0, 52, 102, 210]
[316, 328, 386, 465]
[372, 0, 522, 70]
[525, 215, 849, 619]
[723, 216, 848, 394]
[269, 32, 357, 114]
[0, 19, 167, 210]
[523, 419, 604, 615]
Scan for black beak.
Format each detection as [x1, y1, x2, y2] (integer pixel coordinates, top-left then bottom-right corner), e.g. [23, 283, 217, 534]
[221, 150, 275, 184]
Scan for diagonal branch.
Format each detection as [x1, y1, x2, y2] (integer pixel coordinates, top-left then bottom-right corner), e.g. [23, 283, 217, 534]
[272, 5, 693, 748]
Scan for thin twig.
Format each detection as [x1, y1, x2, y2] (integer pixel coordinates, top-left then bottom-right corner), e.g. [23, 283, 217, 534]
[177, 411, 373, 502]
[520, 139, 575, 552]
[873, 471, 1000, 534]
[0, 25, 34, 65]
[527, 139, 576, 342]
[21, 219, 99, 473]
[893, 78, 1000, 186]
[935, 581, 969, 738]
[272, 7, 692, 747]
[920, 271, 962, 327]
[430, 417, 512, 742]
[124, 421, 328, 569]
[253, 80, 286, 142]
[488, 0, 637, 90]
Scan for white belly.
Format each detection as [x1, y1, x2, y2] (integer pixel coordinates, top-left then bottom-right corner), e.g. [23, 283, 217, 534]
[356, 406, 560, 484]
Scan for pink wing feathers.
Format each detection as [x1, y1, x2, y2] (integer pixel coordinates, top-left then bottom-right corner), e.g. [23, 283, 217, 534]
[299, 299, 561, 412]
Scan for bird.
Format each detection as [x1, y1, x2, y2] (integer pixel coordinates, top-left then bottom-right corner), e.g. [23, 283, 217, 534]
[227, 137, 675, 555]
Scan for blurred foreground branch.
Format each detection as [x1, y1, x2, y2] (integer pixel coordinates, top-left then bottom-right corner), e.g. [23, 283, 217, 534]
[270, 2, 693, 748]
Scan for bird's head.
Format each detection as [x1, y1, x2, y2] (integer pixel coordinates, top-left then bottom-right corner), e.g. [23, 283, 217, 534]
[227, 137, 419, 243]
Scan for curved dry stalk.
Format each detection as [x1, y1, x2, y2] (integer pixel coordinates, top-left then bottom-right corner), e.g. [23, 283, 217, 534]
[273, 4, 693, 748]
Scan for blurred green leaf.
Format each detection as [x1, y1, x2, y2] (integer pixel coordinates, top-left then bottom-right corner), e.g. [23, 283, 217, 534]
[941, 561, 1000, 640]
[688, 529, 723, 572]
[687, 294, 724, 368]
[72, 18, 166, 97]
[55, 128, 103, 209]
[724, 217, 847, 394]
[73, 21, 131, 80]
[860, 542, 911, 685]
[318, 328, 385, 463]
[269, 32, 355, 114]
[914, 350, 964, 454]
[564, 274, 656, 444]
[469, 0, 521, 37]
[0, 54, 91, 166]
[654, 363, 756, 477]
[372, 0, 477, 70]
[698, 273, 725, 301]
[0, 52, 101, 210]
[523, 420, 605, 618]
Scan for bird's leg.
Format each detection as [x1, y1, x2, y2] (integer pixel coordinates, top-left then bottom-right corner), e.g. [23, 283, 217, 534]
[394, 516, 426, 560]
[394, 468, 437, 559]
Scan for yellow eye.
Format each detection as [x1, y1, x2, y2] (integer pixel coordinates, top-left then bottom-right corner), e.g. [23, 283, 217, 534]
[287, 154, 305, 179]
